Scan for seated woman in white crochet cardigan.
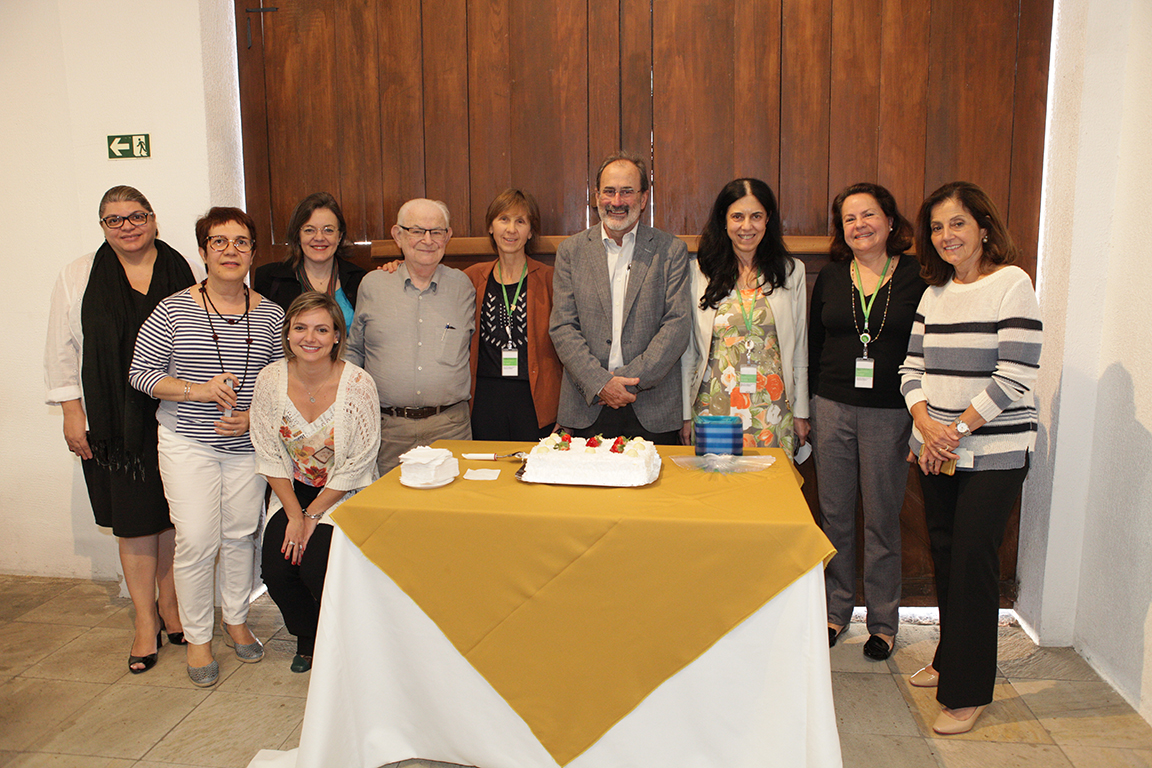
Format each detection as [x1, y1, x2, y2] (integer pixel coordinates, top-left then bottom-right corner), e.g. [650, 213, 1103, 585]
[250, 292, 380, 673]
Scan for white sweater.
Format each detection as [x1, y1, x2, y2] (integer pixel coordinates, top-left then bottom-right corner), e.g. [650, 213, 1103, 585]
[899, 266, 1042, 471]
[250, 359, 381, 525]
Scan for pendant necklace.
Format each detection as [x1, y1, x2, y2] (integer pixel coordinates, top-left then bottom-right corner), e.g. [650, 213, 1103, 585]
[200, 279, 253, 394]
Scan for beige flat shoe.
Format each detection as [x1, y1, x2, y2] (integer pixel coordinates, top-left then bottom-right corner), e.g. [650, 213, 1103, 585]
[910, 665, 939, 687]
[932, 705, 986, 735]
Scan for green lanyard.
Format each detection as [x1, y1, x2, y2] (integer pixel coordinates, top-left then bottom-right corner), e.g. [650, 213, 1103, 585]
[497, 260, 527, 343]
[851, 256, 892, 346]
[737, 271, 761, 336]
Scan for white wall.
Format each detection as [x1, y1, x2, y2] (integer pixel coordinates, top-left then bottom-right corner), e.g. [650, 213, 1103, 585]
[1017, 0, 1152, 723]
[1, 0, 241, 580]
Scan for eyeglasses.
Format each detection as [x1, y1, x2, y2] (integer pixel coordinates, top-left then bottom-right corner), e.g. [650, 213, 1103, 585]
[101, 211, 153, 228]
[301, 225, 339, 238]
[205, 235, 254, 253]
[598, 187, 638, 200]
[397, 225, 450, 242]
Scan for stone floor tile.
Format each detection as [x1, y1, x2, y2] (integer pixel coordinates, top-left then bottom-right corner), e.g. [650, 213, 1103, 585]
[144, 691, 305, 767]
[1039, 705, 1152, 750]
[0, 678, 107, 750]
[1013, 679, 1133, 718]
[27, 684, 208, 760]
[838, 734, 937, 768]
[2, 756, 136, 767]
[833, 671, 922, 736]
[20, 628, 137, 685]
[888, 623, 941, 677]
[0, 577, 82, 623]
[898, 678, 1053, 743]
[930, 739, 1075, 767]
[1061, 745, 1152, 767]
[15, 583, 125, 628]
[997, 629, 1103, 682]
[0, 622, 87, 678]
[216, 638, 310, 698]
[278, 718, 303, 752]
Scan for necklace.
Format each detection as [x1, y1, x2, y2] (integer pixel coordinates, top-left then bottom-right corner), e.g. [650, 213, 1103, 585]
[849, 259, 893, 358]
[199, 280, 253, 394]
[293, 364, 336, 403]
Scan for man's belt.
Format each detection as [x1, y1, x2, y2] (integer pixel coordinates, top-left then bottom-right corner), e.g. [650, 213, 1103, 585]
[380, 401, 464, 420]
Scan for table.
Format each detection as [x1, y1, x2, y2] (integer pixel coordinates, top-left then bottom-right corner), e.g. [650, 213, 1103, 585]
[250, 442, 841, 768]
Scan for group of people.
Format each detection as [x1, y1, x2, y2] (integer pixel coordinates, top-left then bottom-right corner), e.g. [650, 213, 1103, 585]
[45, 152, 1040, 737]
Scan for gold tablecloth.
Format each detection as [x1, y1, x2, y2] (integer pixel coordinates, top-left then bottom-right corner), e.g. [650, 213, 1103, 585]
[333, 441, 834, 766]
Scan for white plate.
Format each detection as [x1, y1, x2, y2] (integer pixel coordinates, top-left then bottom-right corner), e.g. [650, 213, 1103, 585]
[400, 475, 455, 489]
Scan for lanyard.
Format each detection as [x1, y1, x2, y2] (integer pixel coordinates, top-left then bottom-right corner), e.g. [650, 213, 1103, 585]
[737, 270, 761, 357]
[497, 260, 527, 343]
[851, 256, 891, 346]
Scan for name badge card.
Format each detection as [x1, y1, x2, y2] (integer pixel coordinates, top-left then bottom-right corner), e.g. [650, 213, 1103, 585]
[739, 366, 757, 394]
[854, 357, 875, 389]
[502, 346, 518, 377]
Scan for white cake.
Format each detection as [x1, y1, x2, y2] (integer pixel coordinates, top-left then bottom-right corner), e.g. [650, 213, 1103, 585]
[399, 446, 459, 486]
[521, 434, 661, 487]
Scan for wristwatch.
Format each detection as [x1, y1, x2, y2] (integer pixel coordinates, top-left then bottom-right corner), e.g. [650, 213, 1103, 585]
[952, 419, 971, 437]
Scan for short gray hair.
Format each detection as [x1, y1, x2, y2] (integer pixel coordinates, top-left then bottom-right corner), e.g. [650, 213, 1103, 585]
[396, 198, 451, 228]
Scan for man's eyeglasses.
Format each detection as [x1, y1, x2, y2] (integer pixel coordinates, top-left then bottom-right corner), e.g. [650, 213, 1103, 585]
[397, 225, 450, 242]
[101, 211, 154, 228]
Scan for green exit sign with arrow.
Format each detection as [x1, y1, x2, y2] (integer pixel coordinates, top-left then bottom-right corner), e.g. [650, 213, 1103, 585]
[108, 134, 150, 158]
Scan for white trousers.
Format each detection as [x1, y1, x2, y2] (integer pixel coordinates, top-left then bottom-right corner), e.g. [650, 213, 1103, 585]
[158, 425, 266, 645]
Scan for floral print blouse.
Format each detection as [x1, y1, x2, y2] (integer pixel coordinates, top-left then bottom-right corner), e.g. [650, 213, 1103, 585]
[692, 286, 795, 456]
[278, 401, 336, 487]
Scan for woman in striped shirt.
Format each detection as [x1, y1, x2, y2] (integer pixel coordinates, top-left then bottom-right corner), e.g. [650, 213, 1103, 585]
[899, 182, 1042, 735]
[130, 207, 284, 687]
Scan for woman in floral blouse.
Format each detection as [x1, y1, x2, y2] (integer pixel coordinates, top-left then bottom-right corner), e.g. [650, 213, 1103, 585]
[682, 178, 809, 455]
[250, 292, 380, 672]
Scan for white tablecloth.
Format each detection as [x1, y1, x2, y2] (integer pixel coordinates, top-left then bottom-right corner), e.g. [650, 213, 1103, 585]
[249, 527, 842, 768]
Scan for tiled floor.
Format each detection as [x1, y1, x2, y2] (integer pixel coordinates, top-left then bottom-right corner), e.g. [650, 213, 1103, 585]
[2, 575, 1151, 768]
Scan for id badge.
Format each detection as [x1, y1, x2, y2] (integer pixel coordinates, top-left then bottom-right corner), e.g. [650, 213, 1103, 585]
[501, 346, 518, 377]
[854, 357, 875, 389]
[739, 366, 757, 394]
[955, 447, 975, 469]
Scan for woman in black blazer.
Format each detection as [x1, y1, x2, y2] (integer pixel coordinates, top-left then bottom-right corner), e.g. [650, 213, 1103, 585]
[253, 192, 366, 329]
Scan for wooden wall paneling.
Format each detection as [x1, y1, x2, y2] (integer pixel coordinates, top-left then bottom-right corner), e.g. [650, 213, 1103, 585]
[1006, 0, 1053, 279]
[422, 0, 472, 233]
[377, 0, 427, 227]
[620, 0, 655, 228]
[827, 0, 881, 218]
[877, 0, 929, 222]
[652, 0, 735, 236]
[780, 0, 832, 235]
[505, 0, 591, 237]
[467, 0, 512, 235]
[587, 1, 622, 229]
[924, 0, 1017, 206]
[334, 0, 386, 243]
[235, 2, 274, 249]
[262, 4, 343, 244]
[733, 0, 783, 194]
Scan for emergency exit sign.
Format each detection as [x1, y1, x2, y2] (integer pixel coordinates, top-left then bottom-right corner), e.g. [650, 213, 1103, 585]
[108, 134, 150, 158]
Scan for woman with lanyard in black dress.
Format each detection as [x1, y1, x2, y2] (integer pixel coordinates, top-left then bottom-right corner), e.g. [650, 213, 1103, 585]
[809, 183, 926, 659]
[463, 189, 562, 439]
[46, 186, 196, 673]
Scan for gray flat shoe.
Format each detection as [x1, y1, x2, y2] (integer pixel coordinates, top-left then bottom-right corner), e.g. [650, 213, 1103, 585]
[188, 659, 219, 687]
[221, 622, 264, 663]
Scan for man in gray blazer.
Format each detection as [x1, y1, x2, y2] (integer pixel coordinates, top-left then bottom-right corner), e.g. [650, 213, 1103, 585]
[549, 152, 691, 444]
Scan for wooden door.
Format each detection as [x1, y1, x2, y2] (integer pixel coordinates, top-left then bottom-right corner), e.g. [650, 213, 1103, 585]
[235, 0, 1052, 606]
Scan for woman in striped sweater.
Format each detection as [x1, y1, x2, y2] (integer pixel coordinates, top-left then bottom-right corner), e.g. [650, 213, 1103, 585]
[899, 181, 1042, 735]
[130, 207, 284, 686]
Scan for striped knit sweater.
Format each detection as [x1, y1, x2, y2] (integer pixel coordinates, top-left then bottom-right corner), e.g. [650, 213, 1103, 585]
[130, 289, 284, 453]
[899, 266, 1042, 471]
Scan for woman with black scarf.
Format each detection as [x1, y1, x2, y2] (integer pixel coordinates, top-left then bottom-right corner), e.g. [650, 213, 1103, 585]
[45, 186, 196, 673]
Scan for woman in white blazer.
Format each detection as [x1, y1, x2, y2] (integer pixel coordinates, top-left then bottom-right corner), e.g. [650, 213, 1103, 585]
[680, 178, 808, 455]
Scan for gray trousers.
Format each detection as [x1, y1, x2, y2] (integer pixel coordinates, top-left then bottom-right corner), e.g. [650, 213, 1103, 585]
[811, 395, 911, 636]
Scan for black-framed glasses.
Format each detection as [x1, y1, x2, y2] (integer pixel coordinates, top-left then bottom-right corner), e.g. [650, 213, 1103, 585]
[101, 211, 153, 228]
[397, 224, 450, 242]
[206, 235, 254, 253]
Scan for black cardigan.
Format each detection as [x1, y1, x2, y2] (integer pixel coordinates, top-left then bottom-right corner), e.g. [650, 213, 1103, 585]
[253, 256, 368, 313]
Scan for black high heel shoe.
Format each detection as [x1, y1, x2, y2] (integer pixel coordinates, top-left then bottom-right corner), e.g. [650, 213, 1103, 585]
[158, 602, 187, 645]
[129, 629, 162, 674]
